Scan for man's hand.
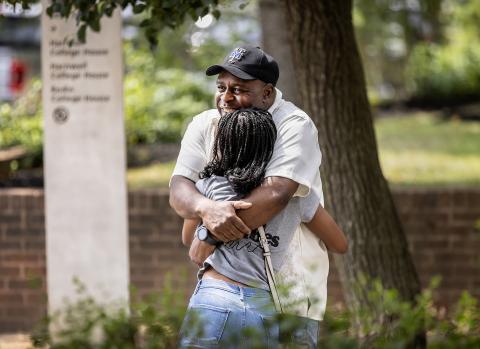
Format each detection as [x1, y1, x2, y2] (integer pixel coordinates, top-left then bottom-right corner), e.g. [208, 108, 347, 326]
[170, 175, 298, 245]
[199, 200, 252, 242]
[189, 237, 216, 266]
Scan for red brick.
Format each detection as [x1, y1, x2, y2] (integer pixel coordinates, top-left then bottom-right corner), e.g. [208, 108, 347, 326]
[24, 266, 46, 276]
[130, 279, 155, 289]
[452, 191, 470, 208]
[24, 293, 47, 304]
[25, 196, 44, 210]
[467, 192, 480, 207]
[150, 195, 161, 209]
[0, 267, 21, 277]
[9, 196, 25, 210]
[0, 293, 23, 304]
[130, 253, 153, 264]
[449, 239, 480, 250]
[0, 320, 30, 332]
[412, 240, 449, 251]
[9, 278, 43, 290]
[0, 253, 40, 263]
[24, 241, 45, 249]
[24, 228, 45, 236]
[0, 241, 21, 250]
[1, 188, 480, 334]
[0, 212, 22, 225]
[130, 227, 152, 237]
[6, 306, 38, 317]
[24, 213, 45, 227]
[451, 212, 480, 224]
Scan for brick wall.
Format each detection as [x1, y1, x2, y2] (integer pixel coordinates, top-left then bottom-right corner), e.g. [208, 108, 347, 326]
[1, 188, 479, 333]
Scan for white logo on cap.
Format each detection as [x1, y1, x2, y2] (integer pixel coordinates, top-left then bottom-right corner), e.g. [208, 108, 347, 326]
[228, 47, 247, 63]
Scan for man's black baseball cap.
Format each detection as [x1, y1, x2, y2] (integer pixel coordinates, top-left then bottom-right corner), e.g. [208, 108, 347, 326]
[206, 45, 279, 85]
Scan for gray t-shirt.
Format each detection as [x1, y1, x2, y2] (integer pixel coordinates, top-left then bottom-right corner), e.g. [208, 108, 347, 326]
[196, 175, 319, 290]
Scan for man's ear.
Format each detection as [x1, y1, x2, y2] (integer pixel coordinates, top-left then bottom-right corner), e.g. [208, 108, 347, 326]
[263, 83, 275, 100]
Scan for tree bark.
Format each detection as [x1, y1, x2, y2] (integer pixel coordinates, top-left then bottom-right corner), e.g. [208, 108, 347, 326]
[258, 0, 300, 105]
[283, 0, 422, 337]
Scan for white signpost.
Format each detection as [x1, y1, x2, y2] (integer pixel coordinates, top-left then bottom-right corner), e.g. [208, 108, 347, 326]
[41, 4, 129, 316]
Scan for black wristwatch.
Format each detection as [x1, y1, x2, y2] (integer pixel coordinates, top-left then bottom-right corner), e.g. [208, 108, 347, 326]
[197, 224, 221, 246]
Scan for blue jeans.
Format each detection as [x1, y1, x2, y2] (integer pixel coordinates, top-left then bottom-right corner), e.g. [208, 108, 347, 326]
[178, 278, 279, 348]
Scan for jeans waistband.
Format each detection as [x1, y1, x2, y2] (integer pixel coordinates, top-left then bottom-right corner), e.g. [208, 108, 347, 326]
[196, 278, 271, 297]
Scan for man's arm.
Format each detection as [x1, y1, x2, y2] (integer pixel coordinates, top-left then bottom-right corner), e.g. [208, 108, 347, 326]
[170, 175, 298, 239]
[171, 175, 298, 266]
[169, 176, 252, 242]
[237, 176, 298, 229]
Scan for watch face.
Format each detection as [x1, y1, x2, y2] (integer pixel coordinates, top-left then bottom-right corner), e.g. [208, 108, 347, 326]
[197, 225, 208, 241]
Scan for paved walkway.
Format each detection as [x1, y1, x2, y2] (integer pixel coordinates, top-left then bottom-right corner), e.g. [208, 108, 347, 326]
[0, 334, 31, 349]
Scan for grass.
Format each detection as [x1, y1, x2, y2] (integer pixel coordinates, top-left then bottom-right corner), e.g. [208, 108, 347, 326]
[126, 112, 480, 188]
[127, 161, 175, 189]
[376, 111, 480, 187]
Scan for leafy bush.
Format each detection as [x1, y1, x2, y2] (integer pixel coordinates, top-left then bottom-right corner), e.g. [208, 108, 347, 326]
[0, 43, 214, 175]
[405, 43, 480, 104]
[0, 80, 43, 171]
[30, 276, 480, 349]
[0, 79, 43, 153]
[31, 276, 188, 349]
[124, 62, 213, 145]
[405, 1, 480, 105]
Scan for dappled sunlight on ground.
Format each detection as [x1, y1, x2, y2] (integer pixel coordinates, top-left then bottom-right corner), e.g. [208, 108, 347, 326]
[0, 334, 31, 349]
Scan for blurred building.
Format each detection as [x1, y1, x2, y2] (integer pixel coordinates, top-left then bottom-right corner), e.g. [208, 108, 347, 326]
[0, 3, 41, 102]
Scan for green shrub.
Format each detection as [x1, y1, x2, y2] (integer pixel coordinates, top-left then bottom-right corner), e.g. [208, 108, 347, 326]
[0, 43, 214, 174]
[405, 1, 480, 104]
[124, 67, 212, 145]
[31, 276, 188, 349]
[0, 80, 43, 171]
[30, 275, 480, 349]
[405, 43, 480, 103]
[0, 79, 43, 153]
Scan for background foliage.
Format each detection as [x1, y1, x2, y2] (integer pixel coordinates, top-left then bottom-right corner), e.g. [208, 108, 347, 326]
[354, 0, 480, 105]
[30, 277, 480, 349]
[0, 1, 258, 155]
[1, 0, 480, 187]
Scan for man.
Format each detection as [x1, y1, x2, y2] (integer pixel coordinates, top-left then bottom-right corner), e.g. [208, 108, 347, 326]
[169, 45, 329, 320]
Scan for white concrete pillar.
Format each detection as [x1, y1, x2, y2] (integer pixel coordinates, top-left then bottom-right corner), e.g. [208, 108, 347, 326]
[41, 4, 129, 315]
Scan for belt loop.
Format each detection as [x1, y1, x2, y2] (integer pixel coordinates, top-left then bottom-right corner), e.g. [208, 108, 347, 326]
[194, 279, 202, 295]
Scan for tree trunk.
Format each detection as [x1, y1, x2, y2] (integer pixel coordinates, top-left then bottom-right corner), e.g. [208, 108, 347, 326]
[284, 0, 423, 340]
[258, 0, 300, 105]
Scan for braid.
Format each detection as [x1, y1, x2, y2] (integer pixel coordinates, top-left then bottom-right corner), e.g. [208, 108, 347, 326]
[200, 108, 277, 195]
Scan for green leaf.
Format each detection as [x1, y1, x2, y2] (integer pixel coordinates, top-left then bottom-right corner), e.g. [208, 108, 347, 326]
[77, 23, 87, 43]
[90, 17, 101, 32]
[133, 3, 146, 14]
[105, 5, 114, 16]
[139, 19, 151, 28]
[200, 6, 209, 18]
[239, 1, 249, 10]
[212, 9, 220, 19]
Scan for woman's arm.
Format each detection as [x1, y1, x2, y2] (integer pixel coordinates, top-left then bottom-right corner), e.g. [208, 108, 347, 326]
[183, 218, 217, 266]
[305, 206, 348, 254]
[182, 218, 201, 246]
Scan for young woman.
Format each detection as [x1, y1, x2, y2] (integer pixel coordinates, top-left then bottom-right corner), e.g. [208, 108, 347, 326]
[178, 108, 347, 348]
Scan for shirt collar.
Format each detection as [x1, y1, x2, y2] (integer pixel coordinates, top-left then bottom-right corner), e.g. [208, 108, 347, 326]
[268, 88, 283, 114]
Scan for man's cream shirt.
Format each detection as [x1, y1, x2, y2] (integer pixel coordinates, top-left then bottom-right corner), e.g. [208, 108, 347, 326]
[171, 89, 329, 320]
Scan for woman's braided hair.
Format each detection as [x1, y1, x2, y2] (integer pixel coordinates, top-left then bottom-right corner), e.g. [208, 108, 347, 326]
[200, 108, 277, 195]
